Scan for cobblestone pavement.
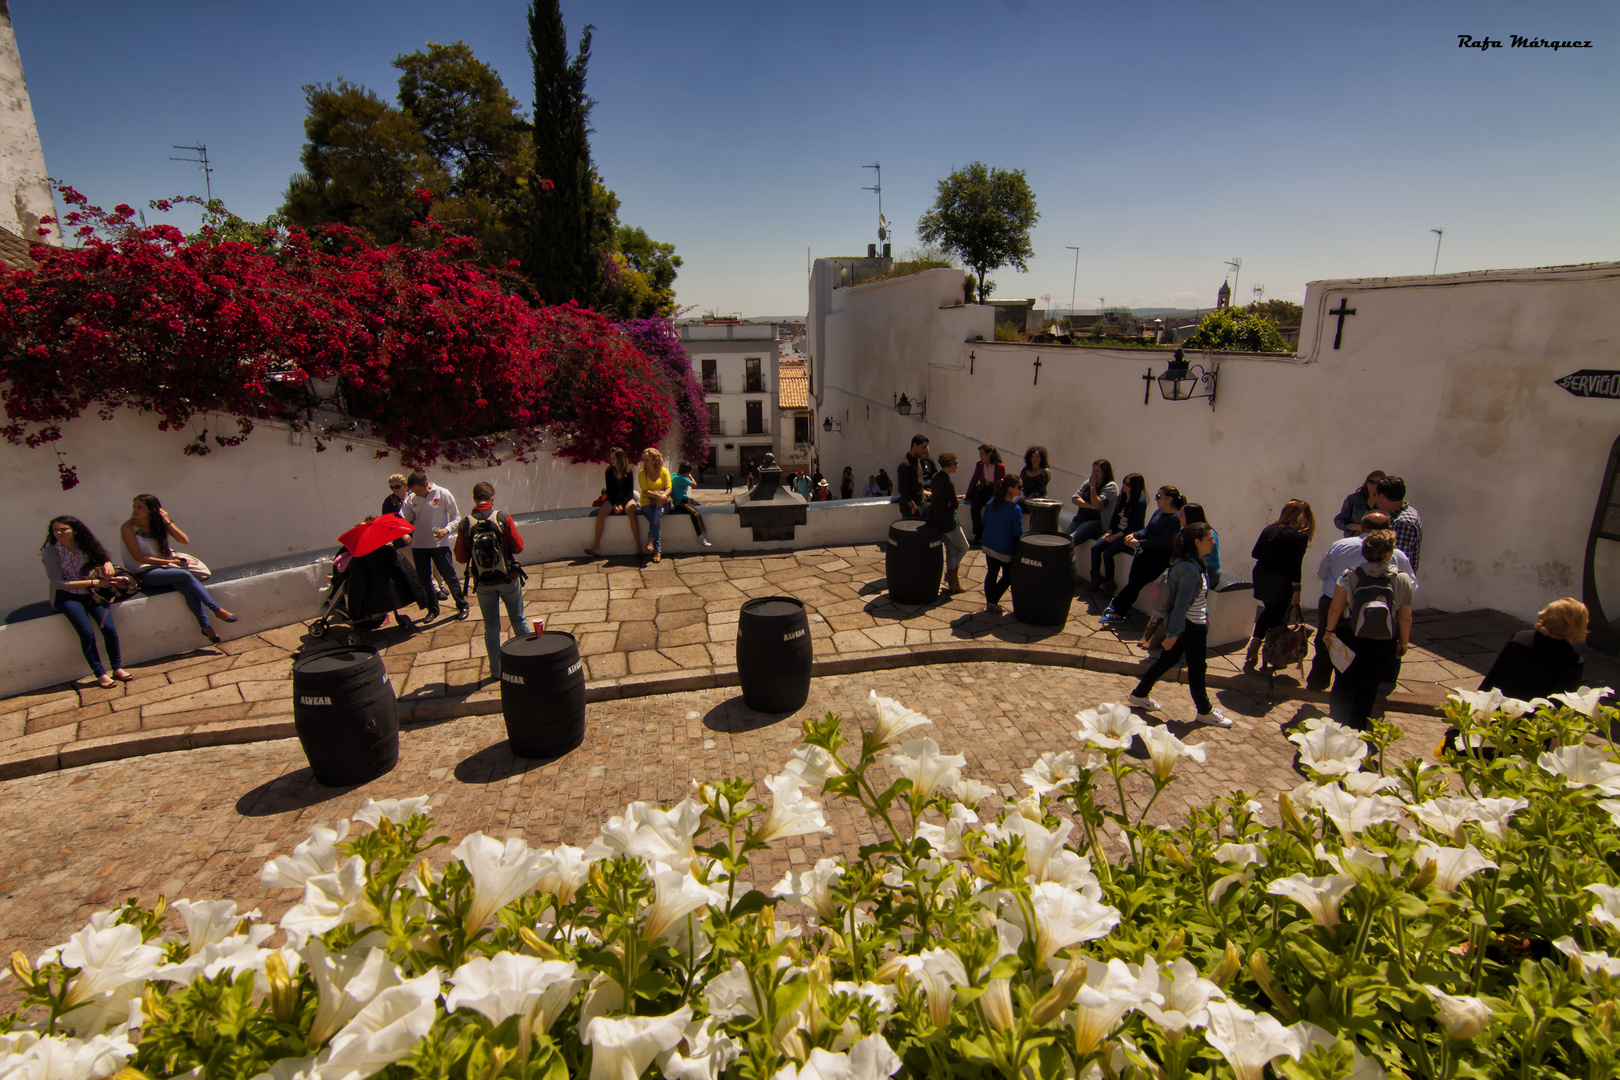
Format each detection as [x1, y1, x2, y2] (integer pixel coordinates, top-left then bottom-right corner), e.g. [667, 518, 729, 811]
[0, 661, 1449, 1014]
[4, 542, 1610, 778]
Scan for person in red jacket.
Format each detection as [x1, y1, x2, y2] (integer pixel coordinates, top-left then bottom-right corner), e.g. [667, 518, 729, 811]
[454, 481, 527, 681]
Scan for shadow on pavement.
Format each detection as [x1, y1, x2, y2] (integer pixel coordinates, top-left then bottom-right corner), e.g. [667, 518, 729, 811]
[702, 696, 797, 734]
[454, 742, 556, 784]
[236, 767, 367, 816]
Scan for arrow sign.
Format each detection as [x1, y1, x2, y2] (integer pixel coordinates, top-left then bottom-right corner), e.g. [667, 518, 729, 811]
[1556, 370, 1620, 399]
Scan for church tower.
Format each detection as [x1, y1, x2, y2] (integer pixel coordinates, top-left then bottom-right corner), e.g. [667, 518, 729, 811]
[0, 1, 56, 246]
[1217, 279, 1231, 309]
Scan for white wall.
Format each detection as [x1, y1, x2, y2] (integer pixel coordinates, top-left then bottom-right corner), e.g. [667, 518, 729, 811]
[813, 259, 1620, 623]
[2, 412, 605, 615]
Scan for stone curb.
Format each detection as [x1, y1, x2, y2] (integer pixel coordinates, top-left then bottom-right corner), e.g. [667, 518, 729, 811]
[0, 640, 1449, 781]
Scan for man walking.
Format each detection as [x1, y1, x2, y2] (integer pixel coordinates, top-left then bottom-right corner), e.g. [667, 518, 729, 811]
[1372, 475, 1422, 685]
[401, 470, 467, 621]
[455, 481, 526, 681]
[1306, 511, 1415, 691]
[896, 434, 936, 519]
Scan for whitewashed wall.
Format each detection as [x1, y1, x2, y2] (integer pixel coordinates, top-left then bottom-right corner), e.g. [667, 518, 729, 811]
[813, 260, 1620, 623]
[1, 412, 606, 615]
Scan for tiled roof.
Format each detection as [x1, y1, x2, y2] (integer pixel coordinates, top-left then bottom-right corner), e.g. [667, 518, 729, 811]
[0, 226, 37, 271]
[778, 360, 808, 408]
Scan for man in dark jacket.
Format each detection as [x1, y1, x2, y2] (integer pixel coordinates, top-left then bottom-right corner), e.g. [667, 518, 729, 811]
[896, 434, 937, 519]
[454, 481, 526, 681]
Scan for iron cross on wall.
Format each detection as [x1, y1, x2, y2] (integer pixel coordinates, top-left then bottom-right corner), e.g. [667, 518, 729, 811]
[1032, 356, 1042, 385]
[1329, 297, 1356, 349]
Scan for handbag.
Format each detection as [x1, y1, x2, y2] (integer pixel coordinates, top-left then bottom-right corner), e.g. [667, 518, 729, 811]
[86, 566, 141, 606]
[1261, 605, 1311, 670]
[1139, 570, 1174, 620]
[174, 552, 211, 580]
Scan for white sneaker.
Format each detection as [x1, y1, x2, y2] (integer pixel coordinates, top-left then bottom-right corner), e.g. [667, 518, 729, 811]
[699, 537, 712, 547]
[1196, 708, 1233, 727]
[1125, 694, 1161, 711]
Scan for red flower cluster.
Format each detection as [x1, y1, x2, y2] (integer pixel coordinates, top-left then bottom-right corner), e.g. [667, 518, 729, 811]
[0, 189, 676, 487]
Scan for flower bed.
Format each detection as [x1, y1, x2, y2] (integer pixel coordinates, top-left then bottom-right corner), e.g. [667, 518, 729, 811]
[3, 687, 1617, 1079]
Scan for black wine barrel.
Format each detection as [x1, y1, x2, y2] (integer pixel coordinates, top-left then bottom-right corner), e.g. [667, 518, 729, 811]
[736, 596, 813, 713]
[1011, 532, 1075, 628]
[886, 520, 943, 603]
[292, 646, 399, 786]
[500, 632, 587, 759]
[1023, 498, 1063, 533]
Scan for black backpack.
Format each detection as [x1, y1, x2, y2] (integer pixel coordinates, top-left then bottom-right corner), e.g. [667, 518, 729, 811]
[462, 510, 524, 587]
[1347, 567, 1396, 640]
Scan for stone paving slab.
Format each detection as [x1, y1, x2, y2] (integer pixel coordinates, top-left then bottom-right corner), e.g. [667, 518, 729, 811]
[0, 661, 1450, 1016]
[3, 543, 1614, 778]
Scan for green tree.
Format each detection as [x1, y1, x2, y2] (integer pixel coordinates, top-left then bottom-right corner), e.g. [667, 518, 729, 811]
[916, 162, 1038, 303]
[1246, 297, 1304, 326]
[526, 0, 601, 306]
[282, 81, 445, 244]
[599, 225, 682, 318]
[1182, 307, 1288, 352]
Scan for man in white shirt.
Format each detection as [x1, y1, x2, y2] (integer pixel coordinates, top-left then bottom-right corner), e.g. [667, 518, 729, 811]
[1306, 511, 1415, 690]
[401, 470, 467, 621]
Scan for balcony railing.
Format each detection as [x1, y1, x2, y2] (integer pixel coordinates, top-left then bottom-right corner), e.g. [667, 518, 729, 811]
[702, 377, 721, 394]
[745, 377, 765, 393]
[706, 420, 771, 437]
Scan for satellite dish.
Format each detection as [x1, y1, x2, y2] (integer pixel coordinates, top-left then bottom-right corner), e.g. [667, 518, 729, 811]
[878, 214, 889, 241]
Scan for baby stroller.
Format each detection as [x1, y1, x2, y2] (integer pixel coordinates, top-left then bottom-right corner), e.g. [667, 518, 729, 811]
[312, 518, 429, 638]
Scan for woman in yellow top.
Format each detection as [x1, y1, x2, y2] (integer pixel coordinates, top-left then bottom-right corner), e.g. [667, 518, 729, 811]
[637, 447, 673, 563]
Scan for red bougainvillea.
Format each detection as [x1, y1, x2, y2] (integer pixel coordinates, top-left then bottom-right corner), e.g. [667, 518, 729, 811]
[0, 188, 675, 486]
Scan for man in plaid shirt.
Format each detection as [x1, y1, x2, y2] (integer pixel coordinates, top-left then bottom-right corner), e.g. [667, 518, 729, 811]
[1374, 476, 1422, 572]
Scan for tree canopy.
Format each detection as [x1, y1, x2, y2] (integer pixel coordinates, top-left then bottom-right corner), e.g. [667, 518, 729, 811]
[1182, 307, 1289, 352]
[916, 162, 1038, 303]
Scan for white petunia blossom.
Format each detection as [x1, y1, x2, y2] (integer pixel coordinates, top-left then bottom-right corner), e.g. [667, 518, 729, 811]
[1412, 843, 1497, 892]
[1538, 745, 1620, 792]
[771, 1035, 901, 1080]
[1069, 957, 1162, 1055]
[1312, 786, 1405, 839]
[584, 1005, 694, 1080]
[896, 949, 968, 1030]
[1073, 703, 1147, 751]
[951, 777, 998, 806]
[317, 969, 441, 1080]
[45, 922, 163, 1037]
[1422, 985, 1493, 1040]
[986, 815, 1098, 893]
[1339, 771, 1399, 796]
[913, 803, 979, 857]
[351, 796, 431, 829]
[1287, 718, 1369, 777]
[657, 1015, 742, 1080]
[151, 925, 278, 990]
[1023, 751, 1080, 795]
[535, 844, 593, 906]
[260, 821, 351, 890]
[1266, 874, 1356, 929]
[172, 899, 260, 953]
[585, 798, 706, 872]
[1293, 1021, 1386, 1080]
[1208, 844, 1268, 904]
[1449, 687, 1505, 719]
[1586, 883, 1620, 931]
[999, 882, 1120, 967]
[452, 833, 548, 931]
[642, 866, 727, 943]
[780, 744, 845, 787]
[446, 953, 580, 1045]
[772, 858, 846, 922]
[302, 943, 403, 1048]
[1313, 843, 1388, 878]
[886, 738, 967, 801]
[0, 1031, 134, 1080]
[279, 856, 377, 945]
[755, 774, 832, 843]
[868, 691, 932, 745]
[1553, 937, 1620, 985]
[1407, 797, 1480, 838]
[1139, 725, 1207, 782]
[1203, 1000, 1309, 1080]
[1471, 796, 1529, 839]
[1551, 686, 1612, 718]
[704, 961, 764, 1022]
[1139, 957, 1224, 1037]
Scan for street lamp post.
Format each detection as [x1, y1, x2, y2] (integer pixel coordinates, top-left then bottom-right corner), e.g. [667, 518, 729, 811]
[1065, 245, 1080, 330]
[1430, 228, 1445, 274]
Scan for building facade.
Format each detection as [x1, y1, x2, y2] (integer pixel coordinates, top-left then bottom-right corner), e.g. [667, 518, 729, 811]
[680, 320, 780, 479]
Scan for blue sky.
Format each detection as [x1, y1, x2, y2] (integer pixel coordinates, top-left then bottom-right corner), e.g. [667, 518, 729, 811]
[14, 0, 1619, 316]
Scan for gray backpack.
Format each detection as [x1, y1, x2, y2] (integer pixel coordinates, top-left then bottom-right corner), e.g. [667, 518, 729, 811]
[1348, 568, 1396, 640]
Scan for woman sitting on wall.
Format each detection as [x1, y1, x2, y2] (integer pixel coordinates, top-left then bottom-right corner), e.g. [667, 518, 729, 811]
[1100, 484, 1186, 625]
[586, 448, 642, 557]
[120, 494, 237, 644]
[1066, 458, 1119, 546]
[43, 516, 131, 687]
[1089, 472, 1147, 593]
[1019, 445, 1051, 502]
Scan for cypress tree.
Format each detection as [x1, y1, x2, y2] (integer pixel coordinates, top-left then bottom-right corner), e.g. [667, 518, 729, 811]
[526, 0, 600, 306]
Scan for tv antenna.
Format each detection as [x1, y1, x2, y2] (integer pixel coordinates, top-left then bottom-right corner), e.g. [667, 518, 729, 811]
[1252, 283, 1265, 305]
[1223, 257, 1242, 300]
[862, 163, 885, 247]
[1430, 228, 1444, 274]
[170, 143, 214, 203]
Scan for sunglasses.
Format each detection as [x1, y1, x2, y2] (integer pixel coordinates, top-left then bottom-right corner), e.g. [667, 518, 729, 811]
[390, 484, 404, 491]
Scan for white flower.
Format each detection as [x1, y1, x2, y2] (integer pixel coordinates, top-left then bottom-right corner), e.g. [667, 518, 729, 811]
[302, 943, 402, 1048]
[260, 821, 352, 890]
[986, 815, 1089, 890]
[151, 925, 278, 989]
[1073, 703, 1147, 751]
[1204, 1000, 1308, 1080]
[1449, 687, 1505, 719]
[755, 774, 832, 843]
[657, 1015, 742, 1080]
[1538, 745, 1620, 791]
[584, 1004, 693, 1080]
[0, 1031, 133, 1080]
[896, 949, 968, 1029]
[772, 1035, 901, 1080]
[642, 866, 726, 943]
[951, 777, 998, 805]
[1293, 1021, 1386, 1080]
[586, 798, 706, 872]
[1139, 726, 1207, 782]
[1266, 874, 1356, 929]
[535, 844, 593, 906]
[1312, 786, 1404, 839]
[452, 833, 548, 931]
[279, 856, 377, 945]
[914, 803, 979, 857]
[351, 797, 431, 829]
[1313, 843, 1388, 878]
[1023, 751, 1080, 795]
[1287, 719, 1369, 777]
[1553, 937, 1620, 984]
[886, 738, 967, 801]
[446, 953, 580, 1044]
[172, 899, 260, 953]
[1139, 957, 1223, 1037]
[773, 859, 846, 922]
[1070, 957, 1162, 1055]
[1601, 800, 1620, 827]
[704, 961, 762, 1022]
[1340, 771, 1399, 796]
[868, 691, 932, 745]
[1471, 797, 1529, 839]
[47, 923, 163, 1037]
[1000, 882, 1120, 967]
[1422, 985, 1493, 1040]
[1407, 797, 1479, 838]
[318, 969, 441, 1080]
[1413, 843, 1497, 891]
[1214, 843, 1268, 868]
[780, 744, 845, 787]
[1551, 686, 1611, 717]
[1586, 883, 1620, 931]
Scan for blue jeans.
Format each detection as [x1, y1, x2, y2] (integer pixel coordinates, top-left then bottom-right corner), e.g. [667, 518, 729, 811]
[1091, 536, 1130, 582]
[942, 524, 968, 572]
[56, 591, 121, 677]
[138, 567, 222, 628]
[1068, 517, 1104, 544]
[476, 578, 526, 679]
[640, 505, 665, 552]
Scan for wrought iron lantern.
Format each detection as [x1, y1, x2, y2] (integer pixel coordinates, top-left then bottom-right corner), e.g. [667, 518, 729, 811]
[1156, 349, 1219, 409]
[894, 392, 926, 417]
